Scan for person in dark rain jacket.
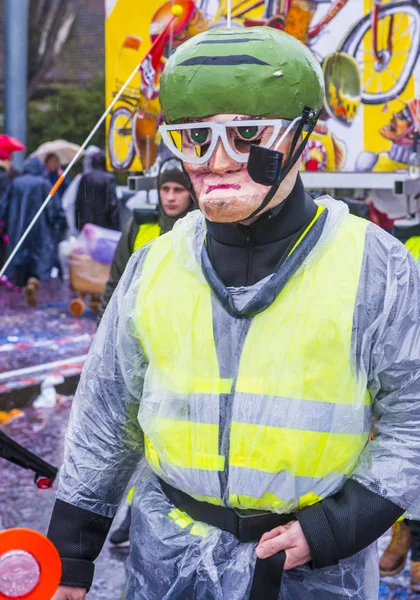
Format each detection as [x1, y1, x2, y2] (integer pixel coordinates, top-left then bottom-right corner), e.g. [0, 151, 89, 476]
[0, 157, 59, 306]
[75, 150, 119, 232]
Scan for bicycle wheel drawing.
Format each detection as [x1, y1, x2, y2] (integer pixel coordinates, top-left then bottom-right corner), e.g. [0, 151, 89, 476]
[340, 1, 420, 104]
[108, 105, 136, 170]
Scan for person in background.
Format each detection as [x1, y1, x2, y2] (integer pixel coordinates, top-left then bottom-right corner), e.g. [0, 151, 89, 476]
[0, 148, 20, 199]
[0, 148, 21, 271]
[44, 153, 71, 198]
[379, 221, 420, 593]
[99, 157, 194, 327]
[44, 153, 70, 276]
[0, 157, 59, 306]
[61, 146, 101, 237]
[75, 150, 119, 232]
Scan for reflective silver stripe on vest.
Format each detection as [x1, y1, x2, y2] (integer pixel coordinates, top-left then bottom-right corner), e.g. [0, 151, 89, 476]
[142, 393, 220, 424]
[228, 468, 346, 504]
[159, 465, 222, 499]
[232, 393, 371, 435]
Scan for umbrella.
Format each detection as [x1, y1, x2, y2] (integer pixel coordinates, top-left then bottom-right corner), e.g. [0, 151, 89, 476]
[0, 134, 26, 160]
[30, 140, 84, 165]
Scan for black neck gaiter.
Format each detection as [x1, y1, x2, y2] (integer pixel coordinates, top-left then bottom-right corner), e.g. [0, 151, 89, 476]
[205, 175, 317, 287]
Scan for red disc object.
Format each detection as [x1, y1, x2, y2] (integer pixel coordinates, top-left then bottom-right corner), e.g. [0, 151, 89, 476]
[305, 158, 320, 171]
[36, 478, 53, 490]
[0, 529, 61, 600]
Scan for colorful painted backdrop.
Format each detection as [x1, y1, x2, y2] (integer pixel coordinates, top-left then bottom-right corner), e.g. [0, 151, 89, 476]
[105, 0, 420, 173]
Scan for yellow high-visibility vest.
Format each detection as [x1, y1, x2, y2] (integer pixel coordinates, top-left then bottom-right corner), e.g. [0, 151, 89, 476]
[405, 237, 420, 264]
[135, 210, 371, 512]
[133, 222, 161, 252]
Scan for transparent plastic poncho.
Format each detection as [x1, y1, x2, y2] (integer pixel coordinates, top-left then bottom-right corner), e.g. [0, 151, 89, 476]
[58, 198, 420, 599]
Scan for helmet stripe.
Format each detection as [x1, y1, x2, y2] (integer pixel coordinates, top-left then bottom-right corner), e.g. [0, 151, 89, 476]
[179, 55, 269, 66]
[197, 38, 261, 44]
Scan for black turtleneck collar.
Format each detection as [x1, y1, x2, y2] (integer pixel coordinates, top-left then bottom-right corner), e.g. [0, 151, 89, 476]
[205, 175, 317, 287]
[206, 175, 314, 247]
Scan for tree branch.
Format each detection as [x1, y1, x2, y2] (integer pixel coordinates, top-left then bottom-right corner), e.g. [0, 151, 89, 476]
[27, 0, 77, 100]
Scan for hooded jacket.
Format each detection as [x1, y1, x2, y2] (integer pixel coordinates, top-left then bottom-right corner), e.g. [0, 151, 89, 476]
[75, 151, 119, 232]
[0, 157, 58, 281]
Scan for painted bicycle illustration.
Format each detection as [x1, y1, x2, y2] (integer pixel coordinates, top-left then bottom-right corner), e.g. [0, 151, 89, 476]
[108, 0, 420, 170]
[339, 0, 420, 104]
[215, 0, 420, 104]
[108, 35, 162, 171]
[108, 0, 203, 170]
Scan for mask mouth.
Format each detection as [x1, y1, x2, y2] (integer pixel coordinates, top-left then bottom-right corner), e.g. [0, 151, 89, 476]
[181, 107, 318, 222]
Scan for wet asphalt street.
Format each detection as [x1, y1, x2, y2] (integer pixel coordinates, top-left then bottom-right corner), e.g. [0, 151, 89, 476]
[0, 281, 127, 599]
[1, 400, 128, 599]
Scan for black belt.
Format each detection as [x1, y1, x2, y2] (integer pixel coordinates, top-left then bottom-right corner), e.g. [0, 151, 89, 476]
[160, 479, 295, 600]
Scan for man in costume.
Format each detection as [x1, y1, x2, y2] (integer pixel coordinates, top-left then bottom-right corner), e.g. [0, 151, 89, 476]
[49, 27, 420, 600]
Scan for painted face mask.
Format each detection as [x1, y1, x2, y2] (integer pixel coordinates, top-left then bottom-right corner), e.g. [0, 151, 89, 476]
[160, 26, 324, 221]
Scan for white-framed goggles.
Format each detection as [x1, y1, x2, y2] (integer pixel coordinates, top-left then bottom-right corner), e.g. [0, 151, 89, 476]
[159, 117, 307, 165]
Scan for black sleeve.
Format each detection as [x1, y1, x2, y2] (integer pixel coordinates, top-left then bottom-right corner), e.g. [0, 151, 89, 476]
[97, 218, 138, 325]
[47, 499, 112, 589]
[297, 479, 404, 569]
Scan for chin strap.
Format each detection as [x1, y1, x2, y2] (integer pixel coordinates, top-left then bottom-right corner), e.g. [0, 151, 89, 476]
[181, 108, 318, 223]
[243, 107, 317, 221]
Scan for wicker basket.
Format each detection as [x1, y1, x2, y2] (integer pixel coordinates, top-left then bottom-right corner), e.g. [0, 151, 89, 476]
[68, 253, 111, 296]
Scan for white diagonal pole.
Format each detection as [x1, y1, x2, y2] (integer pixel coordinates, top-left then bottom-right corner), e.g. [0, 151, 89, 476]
[0, 3, 188, 279]
[0, 63, 141, 279]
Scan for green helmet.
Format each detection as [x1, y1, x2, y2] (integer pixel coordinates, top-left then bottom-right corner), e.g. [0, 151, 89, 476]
[160, 26, 324, 124]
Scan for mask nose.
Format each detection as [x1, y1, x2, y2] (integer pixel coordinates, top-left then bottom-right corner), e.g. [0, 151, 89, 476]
[209, 139, 242, 174]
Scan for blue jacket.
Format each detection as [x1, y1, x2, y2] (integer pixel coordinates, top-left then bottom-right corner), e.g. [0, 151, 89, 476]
[0, 157, 59, 280]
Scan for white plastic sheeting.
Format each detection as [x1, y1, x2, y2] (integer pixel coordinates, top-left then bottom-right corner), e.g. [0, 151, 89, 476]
[57, 198, 420, 599]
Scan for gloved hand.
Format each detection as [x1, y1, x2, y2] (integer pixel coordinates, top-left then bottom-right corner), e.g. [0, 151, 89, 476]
[52, 586, 87, 600]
